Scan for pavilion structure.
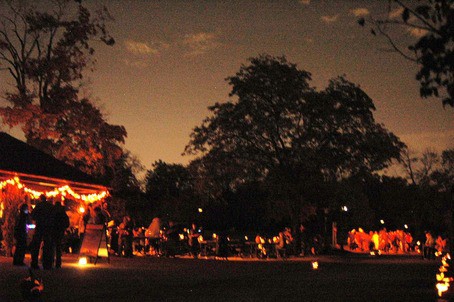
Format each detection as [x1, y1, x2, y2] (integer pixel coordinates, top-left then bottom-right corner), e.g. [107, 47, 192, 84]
[0, 132, 109, 218]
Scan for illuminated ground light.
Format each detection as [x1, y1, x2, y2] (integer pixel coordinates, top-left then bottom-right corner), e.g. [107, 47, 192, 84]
[435, 253, 453, 298]
[78, 257, 88, 266]
[98, 248, 109, 258]
[436, 282, 449, 297]
[311, 261, 319, 270]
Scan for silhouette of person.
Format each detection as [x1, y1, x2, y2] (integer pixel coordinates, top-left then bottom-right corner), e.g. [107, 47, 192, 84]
[188, 223, 200, 258]
[118, 215, 134, 257]
[52, 201, 69, 268]
[30, 195, 55, 270]
[13, 203, 29, 266]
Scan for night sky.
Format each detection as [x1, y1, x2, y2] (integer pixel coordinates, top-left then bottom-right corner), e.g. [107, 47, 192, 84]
[1, 0, 452, 170]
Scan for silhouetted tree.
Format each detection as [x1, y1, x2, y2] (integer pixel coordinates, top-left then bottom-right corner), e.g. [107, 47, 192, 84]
[185, 55, 404, 226]
[358, 0, 453, 107]
[145, 160, 197, 224]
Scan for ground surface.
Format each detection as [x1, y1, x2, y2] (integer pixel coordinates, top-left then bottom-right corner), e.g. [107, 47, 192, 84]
[0, 253, 443, 302]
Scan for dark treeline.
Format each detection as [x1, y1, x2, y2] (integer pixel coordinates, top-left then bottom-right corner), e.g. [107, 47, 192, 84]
[123, 56, 452, 249]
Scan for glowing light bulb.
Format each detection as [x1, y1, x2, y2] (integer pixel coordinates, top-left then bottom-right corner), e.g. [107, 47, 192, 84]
[312, 261, 319, 270]
[78, 257, 88, 266]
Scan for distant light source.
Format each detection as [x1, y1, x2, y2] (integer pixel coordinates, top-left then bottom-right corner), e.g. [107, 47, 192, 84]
[404, 224, 408, 229]
[341, 206, 348, 212]
[79, 206, 85, 214]
[26, 224, 36, 230]
[312, 261, 319, 270]
[198, 208, 203, 213]
[244, 236, 249, 241]
[78, 257, 88, 266]
[380, 219, 385, 225]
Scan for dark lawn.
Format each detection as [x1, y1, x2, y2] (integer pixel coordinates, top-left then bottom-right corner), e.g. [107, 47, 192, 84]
[0, 254, 441, 302]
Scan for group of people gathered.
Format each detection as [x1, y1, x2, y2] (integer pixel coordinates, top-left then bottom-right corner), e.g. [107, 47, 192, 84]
[13, 194, 69, 270]
[347, 228, 447, 257]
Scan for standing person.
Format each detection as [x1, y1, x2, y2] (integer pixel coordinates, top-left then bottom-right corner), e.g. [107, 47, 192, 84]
[30, 195, 55, 270]
[299, 224, 308, 256]
[215, 231, 229, 260]
[283, 227, 294, 255]
[118, 215, 134, 257]
[13, 203, 29, 266]
[424, 231, 436, 259]
[188, 223, 200, 258]
[101, 202, 111, 222]
[93, 206, 106, 225]
[52, 201, 69, 269]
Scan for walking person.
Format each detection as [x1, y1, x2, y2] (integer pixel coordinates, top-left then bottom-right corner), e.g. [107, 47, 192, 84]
[30, 195, 55, 270]
[13, 203, 29, 266]
[52, 201, 69, 268]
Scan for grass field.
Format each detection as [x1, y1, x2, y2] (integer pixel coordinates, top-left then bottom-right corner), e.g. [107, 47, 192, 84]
[0, 253, 441, 301]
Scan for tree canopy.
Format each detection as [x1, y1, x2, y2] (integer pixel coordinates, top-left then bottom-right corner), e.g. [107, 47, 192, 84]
[358, 0, 453, 107]
[145, 160, 198, 224]
[185, 55, 405, 224]
[0, 0, 125, 177]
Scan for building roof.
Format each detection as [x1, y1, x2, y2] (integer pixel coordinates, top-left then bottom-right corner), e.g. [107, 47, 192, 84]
[0, 132, 107, 194]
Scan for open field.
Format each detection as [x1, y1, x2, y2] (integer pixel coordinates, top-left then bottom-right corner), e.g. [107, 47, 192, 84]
[0, 253, 442, 302]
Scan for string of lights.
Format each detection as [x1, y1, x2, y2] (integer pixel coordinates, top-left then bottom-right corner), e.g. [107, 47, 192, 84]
[0, 177, 108, 203]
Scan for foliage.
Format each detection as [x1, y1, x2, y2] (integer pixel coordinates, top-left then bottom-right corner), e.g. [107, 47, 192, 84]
[0, 0, 126, 177]
[0, 184, 26, 257]
[185, 55, 404, 225]
[397, 148, 453, 237]
[145, 160, 198, 224]
[108, 150, 144, 194]
[358, 0, 454, 107]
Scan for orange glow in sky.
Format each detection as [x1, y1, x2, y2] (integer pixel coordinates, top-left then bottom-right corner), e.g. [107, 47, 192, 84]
[0, 1, 452, 170]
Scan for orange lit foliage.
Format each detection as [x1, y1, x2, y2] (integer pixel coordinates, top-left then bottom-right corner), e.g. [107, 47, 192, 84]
[0, 1, 125, 177]
[0, 184, 26, 256]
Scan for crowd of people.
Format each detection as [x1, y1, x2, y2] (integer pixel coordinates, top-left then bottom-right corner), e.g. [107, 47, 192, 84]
[347, 228, 447, 258]
[9, 197, 450, 267]
[13, 194, 69, 270]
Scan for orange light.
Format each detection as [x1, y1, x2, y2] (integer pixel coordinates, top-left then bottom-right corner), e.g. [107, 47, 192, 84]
[436, 282, 449, 297]
[0, 177, 108, 203]
[78, 257, 88, 266]
[312, 261, 319, 270]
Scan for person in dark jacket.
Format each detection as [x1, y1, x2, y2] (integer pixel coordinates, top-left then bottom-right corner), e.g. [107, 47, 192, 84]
[52, 202, 69, 268]
[30, 195, 55, 270]
[13, 203, 29, 266]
